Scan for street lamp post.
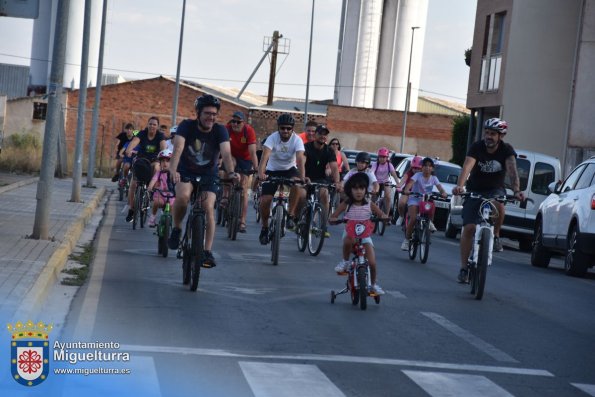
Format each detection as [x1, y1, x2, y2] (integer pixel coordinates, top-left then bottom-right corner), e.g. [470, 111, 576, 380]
[303, 0, 315, 128]
[400, 26, 419, 153]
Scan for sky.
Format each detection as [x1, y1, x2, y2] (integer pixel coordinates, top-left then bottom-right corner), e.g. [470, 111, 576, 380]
[0, 0, 477, 104]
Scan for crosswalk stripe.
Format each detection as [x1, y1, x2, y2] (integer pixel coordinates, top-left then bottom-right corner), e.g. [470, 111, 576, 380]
[239, 362, 346, 397]
[403, 370, 515, 397]
[572, 383, 595, 396]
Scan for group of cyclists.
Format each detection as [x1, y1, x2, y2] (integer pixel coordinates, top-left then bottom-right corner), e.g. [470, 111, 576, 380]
[112, 93, 525, 294]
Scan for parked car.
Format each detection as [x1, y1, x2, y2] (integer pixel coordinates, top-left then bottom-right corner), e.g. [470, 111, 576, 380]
[344, 149, 378, 169]
[395, 156, 461, 230]
[390, 152, 414, 169]
[531, 156, 595, 277]
[445, 149, 561, 251]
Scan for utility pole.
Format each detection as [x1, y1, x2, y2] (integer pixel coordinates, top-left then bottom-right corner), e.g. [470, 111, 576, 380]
[303, 0, 315, 128]
[71, 0, 92, 202]
[400, 26, 419, 153]
[171, 0, 186, 127]
[86, 0, 107, 187]
[32, 0, 70, 240]
[267, 31, 280, 106]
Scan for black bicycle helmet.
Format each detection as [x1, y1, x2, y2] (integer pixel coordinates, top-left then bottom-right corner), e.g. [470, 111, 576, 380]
[277, 113, 295, 126]
[355, 151, 371, 164]
[194, 94, 221, 113]
[344, 172, 370, 200]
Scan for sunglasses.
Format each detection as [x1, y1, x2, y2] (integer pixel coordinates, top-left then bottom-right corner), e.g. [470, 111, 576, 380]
[330, 142, 339, 146]
[279, 126, 293, 131]
[230, 119, 243, 124]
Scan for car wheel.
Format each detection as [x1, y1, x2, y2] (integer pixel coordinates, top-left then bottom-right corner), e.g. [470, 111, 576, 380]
[444, 212, 458, 239]
[531, 218, 551, 268]
[564, 224, 590, 277]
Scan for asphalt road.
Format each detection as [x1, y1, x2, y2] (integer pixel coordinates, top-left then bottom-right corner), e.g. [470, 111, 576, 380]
[52, 192, 595, 396]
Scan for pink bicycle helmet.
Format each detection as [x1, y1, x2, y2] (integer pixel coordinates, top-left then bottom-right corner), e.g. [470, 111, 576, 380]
[411, 155, 423, 169]
[158, 149, 173, 160]
[377, 147, 390, 157]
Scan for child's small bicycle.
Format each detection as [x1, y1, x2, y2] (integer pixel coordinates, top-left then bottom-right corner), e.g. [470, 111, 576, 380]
[153, 189, 175, 258]
[330, 218, 380, 310]
[404, 192, 442, 264]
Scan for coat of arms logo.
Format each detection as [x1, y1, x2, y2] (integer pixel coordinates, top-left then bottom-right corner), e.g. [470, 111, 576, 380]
[7, 320, 53, 387]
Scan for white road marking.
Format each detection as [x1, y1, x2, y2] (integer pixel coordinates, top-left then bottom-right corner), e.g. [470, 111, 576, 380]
[403, 370, 515, 397]
[387, 290, 407, 299]
[572, 383, 595, 396]
[421, 312, 518, 363]
[240, 362, 345, 397]
[119, 344, 553, 376]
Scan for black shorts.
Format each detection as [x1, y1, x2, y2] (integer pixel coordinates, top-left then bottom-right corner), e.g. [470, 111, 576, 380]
[179, 172, 220, 194]
[462, 188, 506, 226]
[261, 168, 299, 196]
[234, 157, 253, 173]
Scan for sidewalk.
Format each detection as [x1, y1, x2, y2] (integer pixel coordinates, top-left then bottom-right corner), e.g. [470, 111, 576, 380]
[0, 176, 111, 321]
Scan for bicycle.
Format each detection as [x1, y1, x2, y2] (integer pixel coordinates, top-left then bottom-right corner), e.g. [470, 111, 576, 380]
[253, 183, 262, 223]
[296, 182, 334, 256]
[330, 218, 381, 310]
[373, 182, 396, 236]
[153, 188, 175, 258]
[222, 170, 256, 241]
[177, 176, 213, 292]
[404, 192, 442, 264]
[459, 192, 514, 300]
[117, 165, 131, 201]
[263, 176, 296, 266]
[131, 157, 152, 230]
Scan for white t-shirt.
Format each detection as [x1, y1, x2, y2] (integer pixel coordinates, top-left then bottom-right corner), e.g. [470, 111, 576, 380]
[343, 168, 378, 192]
[264, 132, 305, 171]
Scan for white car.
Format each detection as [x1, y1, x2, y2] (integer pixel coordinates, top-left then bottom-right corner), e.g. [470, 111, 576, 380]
[531, 156, 595, 277]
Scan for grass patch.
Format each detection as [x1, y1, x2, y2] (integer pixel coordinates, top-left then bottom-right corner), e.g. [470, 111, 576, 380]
[0, 131, 42, 173]
[61, 243, 94, 286]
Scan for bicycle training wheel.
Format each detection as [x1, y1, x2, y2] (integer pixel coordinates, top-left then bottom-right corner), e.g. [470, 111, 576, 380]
[307, 205, 326, 256]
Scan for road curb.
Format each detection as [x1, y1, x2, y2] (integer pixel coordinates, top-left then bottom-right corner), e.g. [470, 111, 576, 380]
[17, 186, 108, 318]
[0, 176, 39, 194]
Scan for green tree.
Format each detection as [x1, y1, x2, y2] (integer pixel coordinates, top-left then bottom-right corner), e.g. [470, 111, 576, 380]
[450, 114, 470, 166]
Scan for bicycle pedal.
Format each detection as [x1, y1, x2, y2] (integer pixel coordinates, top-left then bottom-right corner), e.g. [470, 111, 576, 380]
[336, 271, 348, 276]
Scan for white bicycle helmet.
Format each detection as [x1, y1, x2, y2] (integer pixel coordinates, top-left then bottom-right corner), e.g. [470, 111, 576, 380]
[484, 118, 508, 134]
[158, 149, 173, 160]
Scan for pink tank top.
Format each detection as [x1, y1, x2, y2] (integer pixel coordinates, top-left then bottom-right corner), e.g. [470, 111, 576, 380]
[344, 202, 372, 221]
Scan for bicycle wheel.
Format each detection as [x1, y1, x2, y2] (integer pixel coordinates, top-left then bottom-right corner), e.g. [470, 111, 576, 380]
[190, 214, 205, 292]
[390, 192, 399, 224]
[228, 190, 241, 241]
[419, 221, 431, 264]
[377, 200, 386, 236]
[133, 186, 142, 230]
[307, 204, 326, 256]
[141, 190, 149, 228]
[474, 228, 490, 300]
[350, 272, 359, 306]
[408, 227, 418, 260]
[181, 228, 191, 285]
[357, 267, 367, 311]
[161, 215, 170, 258]
[296, 208, 308, 252]
[271, 206, 283, 265]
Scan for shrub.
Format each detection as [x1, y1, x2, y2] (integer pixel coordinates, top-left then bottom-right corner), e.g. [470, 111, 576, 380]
[0, 131, 42, 173]
[450, 114, 470, 166]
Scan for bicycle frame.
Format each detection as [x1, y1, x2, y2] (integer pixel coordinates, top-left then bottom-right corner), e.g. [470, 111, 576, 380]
[469, 200, 495, 269]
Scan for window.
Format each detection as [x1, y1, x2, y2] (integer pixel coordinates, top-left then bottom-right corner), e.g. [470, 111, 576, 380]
[33, 102, 47, 120]
[574, 163, 595, 190]
[531, 162, 556, 195]
[479, 11, 506, 92]
[506, 158, 529, 191]
[560, 164, 586, 193]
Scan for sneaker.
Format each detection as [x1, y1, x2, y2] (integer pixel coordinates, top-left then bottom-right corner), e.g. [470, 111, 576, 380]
[334, 259, 350, 273]
[125, 209, 134, 223]
[457, 267, 468, 283]
[286, 217, 295, 231]
[111, 173, 119, 182]
[400, 239, 409, 251]
[429, 221, 437, 232]
[324, 231, 331, 238]
[168, 227, 182, 250]
[259, 227, 269, 245]
[371, 283, 385, 295]
[395, 216, 403, 226]
[202, 251, 216, 268]
[148, 215, 156, 228]
[494, 237, 503, 252]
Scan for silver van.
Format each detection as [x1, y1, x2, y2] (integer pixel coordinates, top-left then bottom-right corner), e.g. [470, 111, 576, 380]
[445, 149, 561, 251]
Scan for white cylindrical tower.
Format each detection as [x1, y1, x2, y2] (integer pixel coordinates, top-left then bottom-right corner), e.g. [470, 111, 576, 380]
[29, 0, 56, 89]
[388, 0, 428, 111]
[373, 0, 400, 109]
[352, 0, 383, 108]
[335, 0, 362, 107]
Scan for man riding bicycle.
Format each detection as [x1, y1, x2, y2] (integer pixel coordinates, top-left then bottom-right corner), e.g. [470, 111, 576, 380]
[168, 94, 239, 267]
[453, 118, 525, 283]
[257, 113, 306, 245]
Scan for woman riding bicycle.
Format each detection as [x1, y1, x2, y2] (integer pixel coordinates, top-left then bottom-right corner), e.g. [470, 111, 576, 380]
[329, 172, 389, 295]
[401, 157, 447, 251]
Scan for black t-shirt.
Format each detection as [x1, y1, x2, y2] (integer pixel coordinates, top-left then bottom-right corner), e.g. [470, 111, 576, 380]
[466, 140, 517, 191]
[115, 132, 129, 151]
[304, 142, 336, 180]
[136, 129, 165, 161]
[176, 119, 229, 176]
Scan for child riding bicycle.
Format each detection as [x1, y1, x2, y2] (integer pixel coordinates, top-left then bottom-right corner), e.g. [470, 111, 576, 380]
[401, 157, 447, 250]
[329, 172, 389, 295]
[147, 149, 175, 227]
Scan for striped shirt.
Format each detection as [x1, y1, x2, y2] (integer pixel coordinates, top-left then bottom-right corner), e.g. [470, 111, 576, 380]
[344, 202, 372, 221]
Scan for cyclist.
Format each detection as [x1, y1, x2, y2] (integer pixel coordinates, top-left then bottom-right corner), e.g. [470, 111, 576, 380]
[329, 172, 389, 295]
[124, 116, 167, 222]
[225, 111, 258, 233]
[298, 120, 318, 144]
[453, 118, 525, 282]
[342, 151, 379, 194]
[112, 123, 134, 182]
[117, 129, 139, 185]
[258, 113, 306, 245]
[371, 147, 400, 218]
[395, 155, 422, 226]
[168, 94, 239, 267]
[401, 157, 447, 250]
[147, 149, 175, 227]
[328, 138, 350, 177]
[296, 124, 341, 231]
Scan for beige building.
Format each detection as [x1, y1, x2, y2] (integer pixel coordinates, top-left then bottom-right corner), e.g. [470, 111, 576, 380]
[467, 0, 595, 175]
